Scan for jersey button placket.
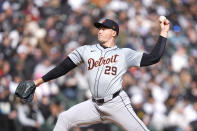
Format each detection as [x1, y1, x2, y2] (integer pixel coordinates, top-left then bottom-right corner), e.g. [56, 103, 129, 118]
[95, 50, 107, 98]
[93, 50, 104, 98]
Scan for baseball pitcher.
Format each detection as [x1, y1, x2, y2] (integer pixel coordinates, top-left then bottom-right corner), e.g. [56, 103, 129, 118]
[15, 17, 170, 131]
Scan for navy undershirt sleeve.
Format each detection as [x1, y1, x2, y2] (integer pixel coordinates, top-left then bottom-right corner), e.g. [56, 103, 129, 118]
[140, 36, 167, 67]
[42, 57, 77, 82]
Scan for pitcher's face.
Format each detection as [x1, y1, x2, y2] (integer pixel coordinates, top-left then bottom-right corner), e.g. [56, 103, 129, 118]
[97, 27, 116, 44]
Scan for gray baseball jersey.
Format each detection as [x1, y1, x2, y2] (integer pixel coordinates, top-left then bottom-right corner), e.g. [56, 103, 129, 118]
[68, 43, 143, 99]
[54, 43, 149, 131]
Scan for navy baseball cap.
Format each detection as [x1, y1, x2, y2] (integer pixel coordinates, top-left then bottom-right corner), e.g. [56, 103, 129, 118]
[94, 19, 119, 35]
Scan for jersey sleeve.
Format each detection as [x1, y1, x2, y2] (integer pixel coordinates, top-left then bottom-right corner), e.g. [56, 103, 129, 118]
[124, 48, 143, 67]
[68, 45, 86, 65]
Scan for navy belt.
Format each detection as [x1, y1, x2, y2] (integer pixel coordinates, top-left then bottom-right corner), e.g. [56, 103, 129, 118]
[92, 90, 121, 104]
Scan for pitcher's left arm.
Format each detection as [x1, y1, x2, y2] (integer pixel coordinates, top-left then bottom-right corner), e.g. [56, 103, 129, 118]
[140, 17, 170, 67]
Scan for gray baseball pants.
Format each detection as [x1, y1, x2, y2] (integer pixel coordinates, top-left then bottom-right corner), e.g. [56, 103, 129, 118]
[53, 91, 149, 131]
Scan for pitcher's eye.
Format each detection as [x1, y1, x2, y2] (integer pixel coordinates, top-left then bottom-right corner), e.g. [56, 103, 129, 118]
[99, 27, 108, 31]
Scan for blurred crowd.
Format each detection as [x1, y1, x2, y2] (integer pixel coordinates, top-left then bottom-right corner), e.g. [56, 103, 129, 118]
[0, 0, 197, 131]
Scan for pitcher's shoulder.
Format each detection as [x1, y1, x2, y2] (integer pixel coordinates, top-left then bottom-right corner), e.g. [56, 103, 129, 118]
[120, 47, 135, 51]
[76, 44, 95, 51]
[83, 44, 98, 49]
[119, 48, 132, 53]
[121, 47, 139, 52]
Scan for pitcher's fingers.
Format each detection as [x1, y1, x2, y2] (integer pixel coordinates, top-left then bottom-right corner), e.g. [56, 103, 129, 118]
[164, 19, 170, 25]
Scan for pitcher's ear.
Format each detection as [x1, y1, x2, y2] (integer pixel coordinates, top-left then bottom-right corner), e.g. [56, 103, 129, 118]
[112, 30, 117, 37]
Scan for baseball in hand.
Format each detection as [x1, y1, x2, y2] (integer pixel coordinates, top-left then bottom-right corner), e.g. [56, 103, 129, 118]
[159, 16, 166, 22]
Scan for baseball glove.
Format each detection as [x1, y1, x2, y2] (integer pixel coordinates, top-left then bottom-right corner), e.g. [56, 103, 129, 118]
[15, 81, 36, 103]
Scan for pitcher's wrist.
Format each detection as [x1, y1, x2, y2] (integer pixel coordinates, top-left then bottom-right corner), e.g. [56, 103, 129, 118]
[160, 31, 168, 38]
[34, 78, 44, 87]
